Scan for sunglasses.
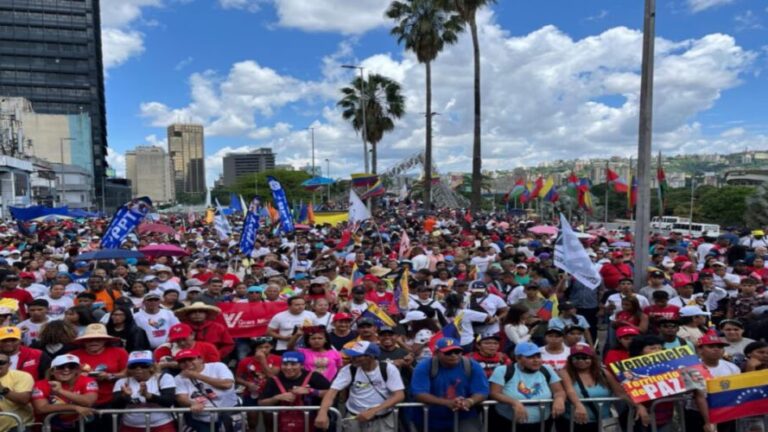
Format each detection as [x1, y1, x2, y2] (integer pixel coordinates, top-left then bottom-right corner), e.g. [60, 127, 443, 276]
[442, 350, 463, 356]
[55, 363, 79, 371]
[571, 356, 591, 361]
[660, 323, 678, 328]
[128, 363, 151, 370]
[0, 360, 8, 366]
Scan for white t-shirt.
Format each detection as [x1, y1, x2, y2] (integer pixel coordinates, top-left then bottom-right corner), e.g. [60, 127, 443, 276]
[41, 295, 74, 320]
[705, 359, 740, 377]
[411, 254, 429, 271]
[24, 283, 49, 299]
[63, 283, 85, 300]
[113, 374, 176, 427]
[539, 346, 571, 371]
[713, 273, 740, 294]
[470, 256, 494, 274]
[17, 318, 50, 346]
[331, 362, 405, 415]
[133, 309, 180, 348]
[605, 293, 649, 320]
[472, 293, 507, 334]
[452, 308, 488, 346]
[506, 285, 527, 305]
[408, 298, 447, 314]
[268, 310, 317, 350]
[175, 363, 237, 421]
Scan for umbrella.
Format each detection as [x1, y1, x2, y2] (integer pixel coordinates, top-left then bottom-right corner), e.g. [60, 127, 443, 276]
[137, 223, 176, 236]
[32, 215, 73, 222]
[574, 232, 596, 240]
[528, 225, 558, 236]
[294, 224, 310, 230]
[610, 241, 632, 248]
[140, 244, 189, 258]
[74, 249, 145, 261]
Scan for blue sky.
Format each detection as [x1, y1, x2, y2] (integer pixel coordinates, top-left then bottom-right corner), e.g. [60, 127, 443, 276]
[101, 0, 768, 185]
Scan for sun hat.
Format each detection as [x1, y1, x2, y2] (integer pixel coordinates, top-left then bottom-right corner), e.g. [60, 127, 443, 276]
[175, 302, 221, 319]
[73, 324, 120, 344]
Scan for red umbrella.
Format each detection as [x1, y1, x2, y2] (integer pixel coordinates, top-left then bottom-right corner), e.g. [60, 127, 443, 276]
[139, 244, 189, 258]
[137, 223, 175, 236]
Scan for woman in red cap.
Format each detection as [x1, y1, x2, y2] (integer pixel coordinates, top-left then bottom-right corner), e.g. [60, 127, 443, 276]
[603, 326, 640, 368]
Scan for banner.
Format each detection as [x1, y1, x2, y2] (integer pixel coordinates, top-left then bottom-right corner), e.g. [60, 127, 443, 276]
[554, 213, 601, 290]
[707, 369, 768, 424]
[313, 211, 348, 226]
[239, 198, 260, 256]
[267, 176, 294, 233]
[215, 301, 288, 339]
[609, 345, 711, 403]
[101, 197, 153, 249]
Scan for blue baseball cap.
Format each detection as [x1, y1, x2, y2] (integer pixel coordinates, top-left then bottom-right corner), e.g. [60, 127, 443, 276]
[56, 272, 73, 280]
[342, 341, 381, 358]
[435, 337, 462, 353]
[74, 261, 89, 269]
[514, 342, 541, 357]
[281, 351, 305, 364]
[247, 285, 265, 293]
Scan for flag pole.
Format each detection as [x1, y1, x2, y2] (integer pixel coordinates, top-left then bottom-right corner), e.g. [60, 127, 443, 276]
[604, 160, 609, 224]
[657, 151, 663, 218]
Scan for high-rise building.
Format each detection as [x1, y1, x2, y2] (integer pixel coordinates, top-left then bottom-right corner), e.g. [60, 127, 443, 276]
[125, 146, 175, 204]
[0, 0, 108, 202]
[167, 124, 205, 200]
[222, 148, 275, 186]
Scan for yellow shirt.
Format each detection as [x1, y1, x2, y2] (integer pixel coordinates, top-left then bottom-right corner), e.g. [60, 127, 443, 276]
[0, 369, 34, 431]
[331, 276, 352, 295]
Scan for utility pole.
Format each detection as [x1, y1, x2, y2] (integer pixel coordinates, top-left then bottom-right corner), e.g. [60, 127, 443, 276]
[633, 0, 656, 290]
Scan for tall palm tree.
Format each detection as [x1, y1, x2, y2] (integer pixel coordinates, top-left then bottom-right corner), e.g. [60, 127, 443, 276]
[338, 74, 405, 174]
[452, 0, 495, 211]
[387, 0, 463, 210]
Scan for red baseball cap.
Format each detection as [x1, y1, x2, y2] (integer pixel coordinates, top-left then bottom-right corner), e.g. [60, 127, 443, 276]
[174, 349, 201, 361]
[697, 334, 729, 347]
[19, 272, 36, 279]
[362, 274, 381, 283]
[616, 326, 640, 338]
[168, 323, 193, 342]
[332, 313, 353, 322]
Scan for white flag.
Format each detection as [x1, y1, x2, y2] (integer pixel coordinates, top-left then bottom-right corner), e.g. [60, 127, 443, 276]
[348, 189, 371, 224]
[554, 213, 602, 290]
[214, 199, 232, 240]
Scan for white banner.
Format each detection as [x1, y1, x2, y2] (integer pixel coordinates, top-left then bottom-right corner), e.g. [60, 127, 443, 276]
[348, 189, 371, 224]
[554, 214, 602, 290]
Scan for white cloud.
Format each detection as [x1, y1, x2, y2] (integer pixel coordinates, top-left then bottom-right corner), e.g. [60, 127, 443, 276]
[219, 0, 264, 12]
[688, 0, 735, 13]
[174, 56, 195, 71]
[143, 134, 167, 149]
[140, 11, 759, 185]
[107, 147, 126, 177]
[100, 0, 164, 70]
[272, 0, 390, 34]
[734, 10, 764, 31]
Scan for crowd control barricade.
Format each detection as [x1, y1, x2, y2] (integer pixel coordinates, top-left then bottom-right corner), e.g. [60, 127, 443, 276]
[648, 395, 691, 432]
[0, 412, 26, 432]
[42, 406, 343, 432]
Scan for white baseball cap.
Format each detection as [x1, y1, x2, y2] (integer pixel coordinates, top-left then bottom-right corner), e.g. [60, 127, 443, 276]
[51, 354, 80, 368]
[399, 310, 428, 324]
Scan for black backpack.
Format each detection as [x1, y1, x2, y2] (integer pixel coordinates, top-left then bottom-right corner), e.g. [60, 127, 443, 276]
[349, 361, 389, 382]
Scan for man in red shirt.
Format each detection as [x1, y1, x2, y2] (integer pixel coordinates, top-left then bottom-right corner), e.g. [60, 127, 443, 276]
[154, 323, 221, 367]
[599, 251, 634, 290]
[69, 324, 129, 409]
[0, 326, 49, 379]
[190, 261, 214, 284]
[467, 333, 510, 377]
[0, 274, 33, 320]
[214, 262, 241, 288]
[175, 302, 235, 358]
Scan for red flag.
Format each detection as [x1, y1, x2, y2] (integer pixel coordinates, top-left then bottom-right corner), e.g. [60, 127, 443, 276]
[530, 176, 544, 197]
[399, 231, 411, 258]
[337, 229, 352, 251]
[607, 168, 628, 193]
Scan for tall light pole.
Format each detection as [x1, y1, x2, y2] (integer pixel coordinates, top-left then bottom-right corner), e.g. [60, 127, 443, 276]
[341, 65, 369, 174]
[59, 137, 74, 206]
[308, 127, 316, 176]
[633, 0, 656, 290]
[325, 158, 331, 203]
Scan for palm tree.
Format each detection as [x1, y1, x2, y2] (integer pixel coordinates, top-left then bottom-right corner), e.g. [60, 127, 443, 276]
[387, 0, 463, 210]
[338, 74, 406, 174]
[451, 0, 495, 211]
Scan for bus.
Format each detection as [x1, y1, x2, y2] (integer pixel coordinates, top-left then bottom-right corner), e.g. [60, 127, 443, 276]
[669, 222, 721, 238]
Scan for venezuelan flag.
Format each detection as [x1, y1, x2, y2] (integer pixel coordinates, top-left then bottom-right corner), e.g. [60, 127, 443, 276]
[395, 267, 410, 312]
[351, 173, 379, 187]
[707, 369, 768, 424]
[428, 312, 463, 352]
[537, 299, 554, 320]
[538, 176, 555, 199]
[360, 302, 396, 327]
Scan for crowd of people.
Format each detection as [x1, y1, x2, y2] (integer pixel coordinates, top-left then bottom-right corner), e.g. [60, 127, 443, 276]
[0, 204, 766, 432]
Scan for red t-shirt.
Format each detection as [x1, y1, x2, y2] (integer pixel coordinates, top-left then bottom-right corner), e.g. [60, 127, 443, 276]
[219, 273, 241, 288]
[69, 347, 128, 405]
[468, 352, 511, 378]
[365, 291, 394, 309]
[644, 305, 680, 322]
[236, 354, 282, 398]
[191, 271, 214, 283]
[603, 349, 629, 370]
[0, 288, 34, 319]
[32, 376, 98, 426]
[153, 341, 221, 363]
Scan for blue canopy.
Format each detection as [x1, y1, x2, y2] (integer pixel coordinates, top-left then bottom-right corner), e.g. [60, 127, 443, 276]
[301, 177, 335, 187]
[10, 205, 100, 221]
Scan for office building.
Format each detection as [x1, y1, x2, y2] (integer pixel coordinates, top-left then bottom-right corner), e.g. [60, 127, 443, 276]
[222, 148, 275, 186]
[0, 0, 108, 202]
[126, 146, 175, 204]
[167, 124, 205, 200]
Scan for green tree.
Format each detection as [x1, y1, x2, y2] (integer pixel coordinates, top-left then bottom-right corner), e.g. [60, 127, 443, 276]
[387, 0, 463, 210]
[338, 74, 406, 175]
[450, 0, 495, 212]
[212, 169, 315, 207]
[745, 184, 768, 228]
[697, 185, 753, 227]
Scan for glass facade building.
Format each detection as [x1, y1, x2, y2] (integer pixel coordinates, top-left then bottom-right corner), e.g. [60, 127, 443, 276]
[0, 0, 108, 200]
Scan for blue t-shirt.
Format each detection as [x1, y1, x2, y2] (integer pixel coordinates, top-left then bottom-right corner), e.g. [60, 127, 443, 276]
[565, 380, 612, 422]
[489, 364, 560, 424]
[411, 358, 489, 430]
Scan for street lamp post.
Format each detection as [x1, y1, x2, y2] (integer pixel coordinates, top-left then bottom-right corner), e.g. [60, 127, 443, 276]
[309, 127, 316, 176]
[633, 0, 656, 290]
[59, 137, 74, 206]
[325, 158, 331, 203]
[341, 65, 369, 174]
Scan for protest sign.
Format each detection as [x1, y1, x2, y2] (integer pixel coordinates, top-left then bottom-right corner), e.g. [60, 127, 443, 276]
[609, 345, 711, 403]
[215, 301, 288, 339]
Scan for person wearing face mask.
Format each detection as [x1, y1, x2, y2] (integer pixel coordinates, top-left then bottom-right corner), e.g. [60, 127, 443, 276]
[31, 354, 97, 431]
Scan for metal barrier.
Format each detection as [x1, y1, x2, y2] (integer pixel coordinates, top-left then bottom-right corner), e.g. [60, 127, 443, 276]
[0, 412, 25, 432]
[42, 406, 343, 432]
[648, 394, 691, 432]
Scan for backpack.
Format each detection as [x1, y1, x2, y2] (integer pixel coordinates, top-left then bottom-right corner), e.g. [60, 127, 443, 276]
[429, 356, 472, 379]
[272, 372, 314, 432]
[349, 361, 389, 383]
[502, 363, 552, 385]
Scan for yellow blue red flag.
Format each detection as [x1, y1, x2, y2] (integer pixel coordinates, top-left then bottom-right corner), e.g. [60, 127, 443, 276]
[707, 369, 768, 424]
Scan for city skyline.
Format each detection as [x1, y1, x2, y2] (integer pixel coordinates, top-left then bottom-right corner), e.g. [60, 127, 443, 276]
[100, 0, 767, 186]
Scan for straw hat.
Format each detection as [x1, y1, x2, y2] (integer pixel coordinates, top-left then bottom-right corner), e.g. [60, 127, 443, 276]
[175, 301, 221, 319]
[74, 324, 120, 344]
[369, 266, 392, 277]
